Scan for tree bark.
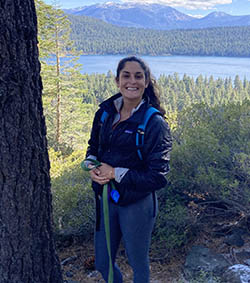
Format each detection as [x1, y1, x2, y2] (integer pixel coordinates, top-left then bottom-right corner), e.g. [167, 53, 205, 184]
[0, 1, 63, 282]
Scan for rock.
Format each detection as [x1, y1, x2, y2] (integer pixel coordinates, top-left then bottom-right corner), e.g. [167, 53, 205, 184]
[87, 270, 100, 278]
[222, 264, 250, 283]
[184, 245, 230, 280]
[244, 259, 250, 266]
[224, 233, 245, 247]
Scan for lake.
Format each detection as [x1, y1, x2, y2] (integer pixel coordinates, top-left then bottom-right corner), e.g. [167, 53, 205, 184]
[78, 55, 250, 80]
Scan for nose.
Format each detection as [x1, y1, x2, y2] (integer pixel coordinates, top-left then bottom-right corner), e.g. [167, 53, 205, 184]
[129, 75, 136, 84]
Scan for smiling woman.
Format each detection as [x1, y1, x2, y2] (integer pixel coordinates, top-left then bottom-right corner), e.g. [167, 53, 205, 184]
[83, 55, 172, 282]
[115, 61, 148, 110]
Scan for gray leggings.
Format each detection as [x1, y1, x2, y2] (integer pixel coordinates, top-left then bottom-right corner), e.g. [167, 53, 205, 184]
[95, 193, 157, 283]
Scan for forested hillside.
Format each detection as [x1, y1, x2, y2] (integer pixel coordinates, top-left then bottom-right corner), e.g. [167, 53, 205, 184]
[81, 72, 250, 114]
[69, 14, 250, 57]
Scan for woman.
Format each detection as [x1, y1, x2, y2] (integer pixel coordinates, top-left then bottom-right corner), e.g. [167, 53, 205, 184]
[85, 56, 172, 283]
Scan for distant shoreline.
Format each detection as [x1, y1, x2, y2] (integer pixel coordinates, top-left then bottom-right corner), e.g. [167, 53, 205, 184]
[79, 53, 250, 59]
[76, 55, 250, 80]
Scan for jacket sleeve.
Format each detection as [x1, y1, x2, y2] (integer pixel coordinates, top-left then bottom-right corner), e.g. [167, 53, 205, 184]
[118, 114, 172, 193]
[85, 109, 104, 195]
[85, 109, 103, 158]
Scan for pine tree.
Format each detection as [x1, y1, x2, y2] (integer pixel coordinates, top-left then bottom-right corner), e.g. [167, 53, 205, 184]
[36, 0, 85, 150]
[0, 0, 63, 281]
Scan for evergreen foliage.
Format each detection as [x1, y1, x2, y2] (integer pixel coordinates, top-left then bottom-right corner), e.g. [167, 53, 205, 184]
[69, 14, 250, 57]
[36, 0, 86, 150]
[152, 100, 250, 255]
[80, 72, 250, 113]
[49, 149, 95, 236]
[170, 101, 250, 205]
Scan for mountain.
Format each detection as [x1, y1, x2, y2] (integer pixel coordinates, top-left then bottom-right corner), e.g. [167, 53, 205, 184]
[185, 12, 250, 29]
[64, 2, 194, 30]
[64, 2, 250, 30]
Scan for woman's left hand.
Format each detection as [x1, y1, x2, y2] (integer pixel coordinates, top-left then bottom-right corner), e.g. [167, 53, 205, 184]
[98, 163, 115, 180]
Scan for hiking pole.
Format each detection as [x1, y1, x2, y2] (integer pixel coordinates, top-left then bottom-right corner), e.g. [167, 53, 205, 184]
[81, 158, 114, 283]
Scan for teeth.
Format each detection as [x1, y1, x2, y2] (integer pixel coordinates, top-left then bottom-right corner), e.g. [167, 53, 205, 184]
[127, 88, 137, 90]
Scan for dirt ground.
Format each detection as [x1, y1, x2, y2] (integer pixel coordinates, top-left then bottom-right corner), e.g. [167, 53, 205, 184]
[58, 214, 250, 282]
[59, 240, 185, 283]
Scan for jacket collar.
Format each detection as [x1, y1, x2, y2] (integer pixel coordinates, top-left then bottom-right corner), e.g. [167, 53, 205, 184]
[100, 93, 151, 124]
[99, 93, 121, 114]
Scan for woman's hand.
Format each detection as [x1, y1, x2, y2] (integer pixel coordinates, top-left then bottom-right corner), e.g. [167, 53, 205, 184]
[88, 164, 110, 185]
[88, 162, 115, 185]
[98, 163, 115, 180]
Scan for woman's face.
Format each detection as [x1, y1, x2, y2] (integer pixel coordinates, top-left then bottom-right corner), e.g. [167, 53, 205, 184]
[116, 61, 148, 104]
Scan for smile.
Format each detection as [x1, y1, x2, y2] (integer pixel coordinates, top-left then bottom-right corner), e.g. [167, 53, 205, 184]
[126, 87, 138, 91]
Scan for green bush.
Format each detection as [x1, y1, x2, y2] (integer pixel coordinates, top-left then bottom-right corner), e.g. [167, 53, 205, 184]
[153, 190, 191, 253]
[169, 100, 250, 209]
[153, 100, 250, 253]
[49, 149, 95, 237]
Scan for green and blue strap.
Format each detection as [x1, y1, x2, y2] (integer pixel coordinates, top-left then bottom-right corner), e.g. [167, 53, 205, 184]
[81, 158, 114, 283]
[102, 182, 114, 283]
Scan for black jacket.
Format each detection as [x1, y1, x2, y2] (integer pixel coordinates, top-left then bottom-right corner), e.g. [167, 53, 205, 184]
[86, 93, 172, 206]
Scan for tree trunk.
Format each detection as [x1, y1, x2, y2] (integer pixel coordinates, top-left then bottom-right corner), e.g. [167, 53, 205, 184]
[0, 1, 63, 282]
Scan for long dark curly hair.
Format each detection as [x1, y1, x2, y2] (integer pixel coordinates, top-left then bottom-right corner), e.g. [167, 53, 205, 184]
[116, 56, 166, 116]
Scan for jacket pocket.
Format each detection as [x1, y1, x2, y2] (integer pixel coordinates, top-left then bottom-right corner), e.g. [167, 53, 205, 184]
[113, 182, 151, 206]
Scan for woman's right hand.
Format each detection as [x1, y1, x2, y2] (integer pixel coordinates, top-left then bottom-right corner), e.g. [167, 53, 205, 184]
[89, 165, 110, 185]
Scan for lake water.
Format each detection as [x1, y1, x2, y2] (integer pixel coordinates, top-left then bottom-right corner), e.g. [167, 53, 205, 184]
[78, 55, 250, 80]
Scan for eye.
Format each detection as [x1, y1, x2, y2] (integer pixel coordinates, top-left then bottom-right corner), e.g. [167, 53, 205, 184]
[122, 74, 130, 79]
[135, 74, 143, 79]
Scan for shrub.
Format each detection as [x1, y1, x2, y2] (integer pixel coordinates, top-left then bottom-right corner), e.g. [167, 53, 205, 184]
[49, 149, 95, 237]
[169, 100, 250, 212]
[153, 100, 250, 254]
[153, 190, 192, 254]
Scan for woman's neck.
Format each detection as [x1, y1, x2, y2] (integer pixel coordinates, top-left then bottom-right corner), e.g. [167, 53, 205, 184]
[119, 99, 142, 121]
[121, 98, 141, 113]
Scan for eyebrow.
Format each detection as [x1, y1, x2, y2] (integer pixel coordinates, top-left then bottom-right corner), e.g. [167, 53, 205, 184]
[122, 71, 143, 75]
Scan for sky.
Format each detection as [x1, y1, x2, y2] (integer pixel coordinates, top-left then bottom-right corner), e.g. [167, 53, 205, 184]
[43, 0, 250, 17]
